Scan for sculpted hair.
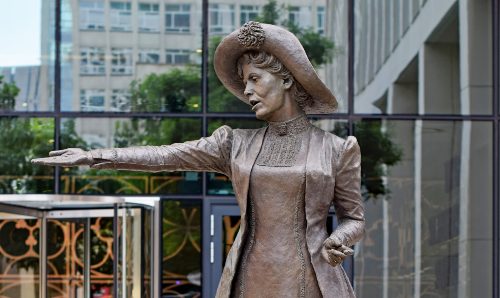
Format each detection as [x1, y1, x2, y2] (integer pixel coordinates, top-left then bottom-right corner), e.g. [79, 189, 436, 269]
[237, 51, 313, 110]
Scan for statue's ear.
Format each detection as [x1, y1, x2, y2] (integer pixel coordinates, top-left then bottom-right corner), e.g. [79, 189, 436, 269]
[283, 78, 293, 90]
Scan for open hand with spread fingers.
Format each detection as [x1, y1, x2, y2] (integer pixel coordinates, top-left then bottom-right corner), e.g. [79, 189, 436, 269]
[31, 148, 93, 167]
[321, 235, 354, 267]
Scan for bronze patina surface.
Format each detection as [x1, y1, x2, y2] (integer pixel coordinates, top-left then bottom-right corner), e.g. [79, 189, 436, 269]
[32, 22, 365, 298]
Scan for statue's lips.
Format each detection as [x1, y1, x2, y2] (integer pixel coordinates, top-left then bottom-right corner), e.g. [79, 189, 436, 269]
[250, 99, 261, 111]
[251, 102, 262, 111]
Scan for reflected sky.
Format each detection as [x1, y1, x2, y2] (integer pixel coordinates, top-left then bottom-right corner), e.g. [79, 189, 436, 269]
[0, 0, 41, 67]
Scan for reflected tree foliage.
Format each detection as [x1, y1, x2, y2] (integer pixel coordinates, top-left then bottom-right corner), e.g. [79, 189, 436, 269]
[0, 117, 93, 193]
[114, 118, 201, 147]
[208, 35, 249, 112]
[354, 121, 403, 200]
[0, 75, 20, 111]
[129, 67, 201, 113]
[256, 0, 335, 67]
[0, 118, 54, 193]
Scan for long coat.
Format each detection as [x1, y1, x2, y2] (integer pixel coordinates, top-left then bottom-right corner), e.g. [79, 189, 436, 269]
[91, 124, 365, 298]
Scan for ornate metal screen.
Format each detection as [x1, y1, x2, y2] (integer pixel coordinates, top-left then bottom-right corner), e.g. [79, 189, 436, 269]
[0, 217, 114, 298]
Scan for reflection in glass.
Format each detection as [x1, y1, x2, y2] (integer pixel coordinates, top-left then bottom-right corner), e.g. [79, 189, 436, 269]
[207, 0, 348, 113]
[353, 1, 491, 115]
[79, 0, 105, 31]
[44, 218, 116, 297]
[88, 218, 114, 297]
[310, 118, 348, 138]
[116, 208, 151, 298]
[139, 4, 160, 33]
[0, 214, 39, 298]
[59, 118, 202, 195]
[354, 120, 492, 298]
[222, 215, 240, 268]
[162, 200, 202, 297]
[46, 219, 85, 297]
[110, 2, 132, 32]
[0, 118, 54, 194]
[62, 0, 202, 112]
[0, 0, 54, 111]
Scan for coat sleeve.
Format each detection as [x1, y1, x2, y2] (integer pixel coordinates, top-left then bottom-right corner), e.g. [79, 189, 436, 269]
[88, 125, 233, 176]
[330, 136, 365, 247]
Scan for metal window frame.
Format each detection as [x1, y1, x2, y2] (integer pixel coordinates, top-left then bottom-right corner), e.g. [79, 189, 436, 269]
[492, 0, 500, 297]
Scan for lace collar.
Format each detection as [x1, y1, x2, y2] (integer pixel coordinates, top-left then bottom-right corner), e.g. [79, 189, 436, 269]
[267, 114, 310, 136]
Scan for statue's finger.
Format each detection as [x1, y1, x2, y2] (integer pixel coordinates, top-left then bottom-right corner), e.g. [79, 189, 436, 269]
[31, 158, 44, 164]
[49, 149, 69, 156]
[328, 249, 347, 259]
[340, 245, 354, 256]
[32, 157, 56, 164]
[32, 157, 68, 166]
[322, 246, 344, 266]
[324, 236, 342, 249]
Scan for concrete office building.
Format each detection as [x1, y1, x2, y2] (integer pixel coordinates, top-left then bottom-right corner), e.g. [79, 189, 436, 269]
[352, 0, 493, 297]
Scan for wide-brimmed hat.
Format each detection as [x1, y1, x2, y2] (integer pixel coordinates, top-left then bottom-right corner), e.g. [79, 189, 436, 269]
[214, 21, 338, 114]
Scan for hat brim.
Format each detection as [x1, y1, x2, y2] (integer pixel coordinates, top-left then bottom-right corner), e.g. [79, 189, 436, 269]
[214, 23, 338, 114]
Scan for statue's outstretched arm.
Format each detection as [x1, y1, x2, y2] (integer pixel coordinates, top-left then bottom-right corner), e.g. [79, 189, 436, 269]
[32, 125, 233, 176]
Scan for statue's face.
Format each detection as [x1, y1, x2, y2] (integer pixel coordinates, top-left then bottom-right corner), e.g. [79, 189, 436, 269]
[241, 63, 290, 121]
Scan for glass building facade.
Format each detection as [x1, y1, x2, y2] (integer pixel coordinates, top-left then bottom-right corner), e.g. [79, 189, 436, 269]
[0, 0, 498, 297]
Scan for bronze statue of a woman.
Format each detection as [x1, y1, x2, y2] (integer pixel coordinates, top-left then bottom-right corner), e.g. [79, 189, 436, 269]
[33, 22, 365, 298]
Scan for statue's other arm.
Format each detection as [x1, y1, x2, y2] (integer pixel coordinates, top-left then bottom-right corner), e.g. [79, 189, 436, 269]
[329, 136, 365, 247]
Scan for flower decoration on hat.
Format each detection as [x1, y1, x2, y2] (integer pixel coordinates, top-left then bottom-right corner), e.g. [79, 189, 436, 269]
[237, 21, 266, 48]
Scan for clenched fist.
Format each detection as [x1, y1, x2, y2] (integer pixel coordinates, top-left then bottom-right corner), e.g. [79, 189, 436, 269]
[321, 235, 354, 267]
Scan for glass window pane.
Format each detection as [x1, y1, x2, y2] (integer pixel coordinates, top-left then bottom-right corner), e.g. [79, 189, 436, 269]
[207, 0, 347, 113]
[310, 118, 349, 138]
[61, 0, 202, 112]
[353, 120, 492, 297]
[0, 0, 54, 111]
[354, 1, 492, 115]
[0, 117, 55, 194]
[59, 118, 202, 195]
[162, 199, 202, 296]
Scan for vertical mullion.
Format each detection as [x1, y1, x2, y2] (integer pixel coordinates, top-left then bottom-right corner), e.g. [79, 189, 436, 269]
[154, 200, 162, 298]
[492, 0, 499, 296]
[201, 0, 209, 295]
[40, 214, 47, 298]
[54, 0, 62, 194]
[348, 0, 355, 136]
[347, 0, 356, 285]
[201, 0, 209, 200]
[202, 0, 209, 135]
[140, 208, 145, 298]
[494, 119, 499, 298]
[113, 204, 119, 298]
